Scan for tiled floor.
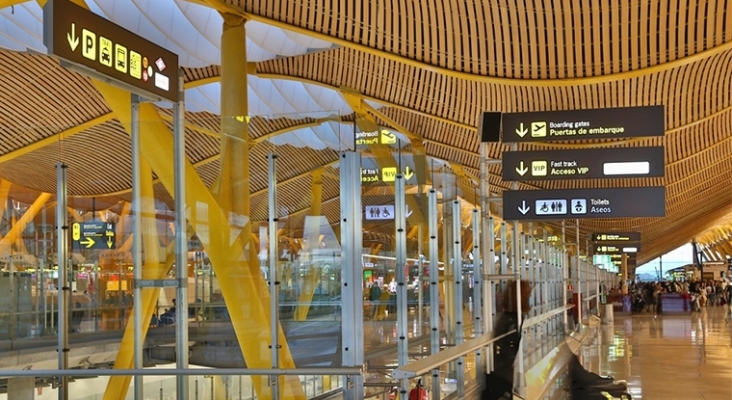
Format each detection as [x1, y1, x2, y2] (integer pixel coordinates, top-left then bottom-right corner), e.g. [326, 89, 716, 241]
[578, 306, 732, 400]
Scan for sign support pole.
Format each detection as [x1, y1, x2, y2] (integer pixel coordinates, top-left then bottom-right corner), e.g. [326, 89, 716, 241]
[479, 138, 494, 374]
[131, 94, 144, 400]
[471, 207, 483, 378]
[173, 71, 189, 399]
[561, 221, 568, 331]
[267, 153, 280, 399]
[451, 199, 464, 397]
[340, 152, 363, 400]
[56, 162, 69, 400]
[576, 220, 582, 324]
[395, 172, 409, 396]
[428, 189, 440, 399]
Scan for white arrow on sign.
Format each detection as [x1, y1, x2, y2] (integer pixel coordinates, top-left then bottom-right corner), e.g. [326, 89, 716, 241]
[67, 23, 79, 51]
[405, 204, 414, 218]
[518, 200, 530, 215]
[516, 161, 528, 176]
[515, 123, 528, 137]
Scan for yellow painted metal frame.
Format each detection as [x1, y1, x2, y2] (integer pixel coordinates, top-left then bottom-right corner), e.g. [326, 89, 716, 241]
[292, 167, 324, 321]
[0, 193, 52, 255]
[102, 157, 167, 398]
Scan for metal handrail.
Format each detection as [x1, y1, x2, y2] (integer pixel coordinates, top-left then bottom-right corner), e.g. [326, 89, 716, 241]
[0, 367, 362, 378]
[391, 330, 516, 379]
[522, 305, 574, 329]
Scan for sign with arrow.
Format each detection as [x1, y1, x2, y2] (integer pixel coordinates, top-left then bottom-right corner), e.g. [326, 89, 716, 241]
[502, 187, 666, 220]
[43, 0, 179, 102]
[595, 244, 641, 254]
[360, 155, 426, 185]
[591, 232, 641, 243]
[72, 222, 116, 250]
[502, 147, 665, 181]
[501, 106, 664, 143]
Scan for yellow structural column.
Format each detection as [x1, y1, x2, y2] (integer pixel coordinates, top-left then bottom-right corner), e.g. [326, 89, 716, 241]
[293, 168, 324, 321]
[0, 193, 52, 256]
[103, 158, 167, 399]
[216, 14, 304, 399]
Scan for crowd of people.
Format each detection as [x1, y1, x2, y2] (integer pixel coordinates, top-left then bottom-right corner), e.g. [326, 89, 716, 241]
[626, 279, 732, 316]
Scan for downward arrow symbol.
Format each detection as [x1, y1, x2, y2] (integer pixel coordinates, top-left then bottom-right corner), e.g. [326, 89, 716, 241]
[67, 23, 79, 52]
[515, 123, 528, 137]
[404, 166, 414, 180]
[515, 161, 528, 176]
[405, 204, 414, 218]
[518, 200, 530, 215]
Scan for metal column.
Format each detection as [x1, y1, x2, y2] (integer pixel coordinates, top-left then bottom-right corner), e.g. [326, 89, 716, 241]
[511, 223, 525, 396]
[340, 152, 364, 400]
[485, 216, 496, 372]
[575, 219, 582, 324]
[173, 71, 189, 399]
[428, 189, 440, 399]
[267, 153, 280, 399]
[471, 208, 483, 377]
[130, 94, 144, 400]
[451, 199, 464, 397]
[56, 162, 69, 400]
[395, 172, 409, 396]
[561, 221, 569, 331]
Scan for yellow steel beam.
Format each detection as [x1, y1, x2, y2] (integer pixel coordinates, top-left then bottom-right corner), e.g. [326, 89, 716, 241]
[103, 157, 167, 399]
[68, 208, 84, 222]
[292, 168, 324, 320]
[94, 97, 303, 398]
[0, 181, 12, 230]
[310, 168, 324, 216]
[116, 202, 132, 247]
[224, 15, 307, 398]
[0, 114, 115, 165]
[293, 267, 319, 321]
[0, 193, 51, 256]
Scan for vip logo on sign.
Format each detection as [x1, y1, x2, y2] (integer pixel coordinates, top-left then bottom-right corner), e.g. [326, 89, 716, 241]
[382, 167, 397, 182]
[532, 160, 547, 176]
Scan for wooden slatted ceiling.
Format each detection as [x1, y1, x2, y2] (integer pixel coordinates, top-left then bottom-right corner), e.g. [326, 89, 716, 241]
[235, 0, 732, 77]
[0, 51, 109, 155]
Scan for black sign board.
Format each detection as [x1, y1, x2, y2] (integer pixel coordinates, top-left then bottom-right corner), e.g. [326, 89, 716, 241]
[72, 222, 116, 250]
[502, 106, 664, 143]
[502, 187, 666, 220]
[595, 244, 640, 255]
[591, 232, 641, 243]
[502, 147, 664, 181]
[44, 0, 179, 102]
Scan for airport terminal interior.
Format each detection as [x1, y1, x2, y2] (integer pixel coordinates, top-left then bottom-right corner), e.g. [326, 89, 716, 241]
[0, 0, 732, 399]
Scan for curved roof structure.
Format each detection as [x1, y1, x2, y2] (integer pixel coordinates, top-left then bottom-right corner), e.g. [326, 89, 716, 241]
[0, 0, 731, 266]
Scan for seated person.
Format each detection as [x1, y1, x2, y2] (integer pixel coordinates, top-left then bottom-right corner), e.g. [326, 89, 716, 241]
[481, 280, 631, 399]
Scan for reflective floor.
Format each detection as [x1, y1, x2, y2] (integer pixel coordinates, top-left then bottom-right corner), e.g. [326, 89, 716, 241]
[578, 306, 732, 400]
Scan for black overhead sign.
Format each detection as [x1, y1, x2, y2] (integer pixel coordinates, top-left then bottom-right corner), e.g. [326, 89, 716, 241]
[591, 232, 641, 243]
[501, 106, 664, 143]
[43, 0, 179, 102]
[595, 244, 641, 254]
[72, 222, 116, 250]
[502, 147, 665, 181]
[502, 187, 666, 220]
